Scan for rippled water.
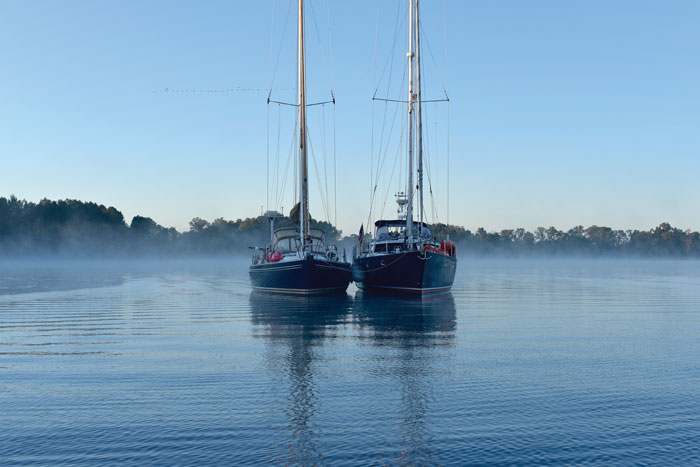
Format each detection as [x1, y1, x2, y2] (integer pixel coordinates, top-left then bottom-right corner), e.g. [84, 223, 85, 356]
[1, 258, 699, 465]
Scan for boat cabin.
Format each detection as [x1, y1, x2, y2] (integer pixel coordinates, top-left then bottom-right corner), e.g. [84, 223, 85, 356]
[371, 219, 433, 253]
[272, 227, 328, 255]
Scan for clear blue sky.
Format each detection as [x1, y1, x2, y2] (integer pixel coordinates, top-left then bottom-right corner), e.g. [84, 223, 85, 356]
[1, 0, 698, 234]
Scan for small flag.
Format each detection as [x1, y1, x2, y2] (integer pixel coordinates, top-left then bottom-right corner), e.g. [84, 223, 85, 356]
[358, 224, 364, 245]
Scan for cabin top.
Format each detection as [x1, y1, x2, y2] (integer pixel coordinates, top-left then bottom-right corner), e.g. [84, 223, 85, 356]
[374, 219, 431, 228]
[373, 220, 432, 243]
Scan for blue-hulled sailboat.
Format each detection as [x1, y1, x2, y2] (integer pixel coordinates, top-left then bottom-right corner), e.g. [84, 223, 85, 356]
[352, 0, 456, 294]
[249, 0, 351, 294]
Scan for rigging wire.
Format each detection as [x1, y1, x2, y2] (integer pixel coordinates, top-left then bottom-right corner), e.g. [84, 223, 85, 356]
[369, 60, 408, 229]
[370, 96, 375, 229]
[374, 1, 407, 99]
[369, 0, 406, 229]
[274, 104, 282, 210]
[370, 0, 381, 229]
[418, 21, 448, 96]
[307, 0, 336, 229]
[417, 5, 451, 227]
[276, 111, 297, 214]
[326, 0, 338, 229]
[294, 0, 299, 212]
[268, 0, 276, 82]
[263, 0, 337, 231]
[432, 103, 441, 224]
[378, 114, 407, 221]
[307, 128, 331, 223]
[447, 98, 451, 228]
[369, 73, 406, 227]
[308, 0, 334, 95]
[443, 0, 451, 229]
[268, 0, 294, 94]
[363, 1, 452, 238]
[333, 99, 337, 228]
[266, 0, 276, 215]
[419, 6, 451, 229]
[322, 104, 329, 227]
[266, 99, 270, 213]
[423, 100, 439, 226]
[325, 0, 336, 87]
[294, 111, 298, 209]
[418, 45, 439, 226]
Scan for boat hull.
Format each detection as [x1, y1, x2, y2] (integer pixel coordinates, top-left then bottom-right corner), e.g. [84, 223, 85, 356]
[249, 257, 352, 295]
[352, 250, 457, 293]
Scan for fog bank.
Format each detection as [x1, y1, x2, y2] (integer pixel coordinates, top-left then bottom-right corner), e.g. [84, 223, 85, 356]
[2, 196, 699, 258]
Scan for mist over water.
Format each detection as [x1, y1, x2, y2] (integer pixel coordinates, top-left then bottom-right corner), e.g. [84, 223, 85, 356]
[1, 258, 699, 465]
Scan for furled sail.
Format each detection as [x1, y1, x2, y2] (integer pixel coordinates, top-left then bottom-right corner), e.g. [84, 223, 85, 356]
[288, 202, 311, 227]
[289, 202, 300, 225]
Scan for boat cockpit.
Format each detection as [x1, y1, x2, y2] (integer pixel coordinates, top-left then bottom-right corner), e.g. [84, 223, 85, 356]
[272, 227, 328, 255]
[370, 220, 434, 254]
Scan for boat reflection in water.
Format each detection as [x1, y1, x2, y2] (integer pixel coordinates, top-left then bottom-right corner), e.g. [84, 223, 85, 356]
[249, 290, 455, 464]
[352, 291, 456, 334]
[248, 291, 351, 465]
[352, 291, 456, 464]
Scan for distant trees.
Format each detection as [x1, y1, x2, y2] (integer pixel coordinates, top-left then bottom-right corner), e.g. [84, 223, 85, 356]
[131, 216, 162, 236]
[0, 196, 343, 257]
[0, 196, 129, 255]
[426, 222, 700, 257]
[188, 217, 210, 233]
[0, 196, 698, 257]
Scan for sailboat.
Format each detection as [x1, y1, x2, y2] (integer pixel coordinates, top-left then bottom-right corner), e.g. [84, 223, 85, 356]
[249, 0, 351, 294]
[352, 0, 457, 294]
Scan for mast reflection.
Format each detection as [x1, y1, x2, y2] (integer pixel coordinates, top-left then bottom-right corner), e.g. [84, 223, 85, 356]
[352, 291, 456, 464]
[249, 291, 351, 465]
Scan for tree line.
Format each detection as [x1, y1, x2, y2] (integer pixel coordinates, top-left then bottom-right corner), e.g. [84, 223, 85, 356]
[427, 223, 700, 257]
[1, 196, 698, 257]
[0, 196, 338, 256]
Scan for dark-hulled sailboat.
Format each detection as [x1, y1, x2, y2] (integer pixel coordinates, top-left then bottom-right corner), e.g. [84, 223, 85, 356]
[249, 0, 351, 294]
[352, 0, 456, 294]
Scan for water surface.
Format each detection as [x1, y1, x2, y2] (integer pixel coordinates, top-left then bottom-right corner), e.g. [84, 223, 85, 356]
[1, 258, 699, 465]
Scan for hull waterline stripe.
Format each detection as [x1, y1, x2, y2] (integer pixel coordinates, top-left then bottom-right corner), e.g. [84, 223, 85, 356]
[252, 286, 347, 295]
[360, 284, 452, 293]
[249, 265, 304, 272]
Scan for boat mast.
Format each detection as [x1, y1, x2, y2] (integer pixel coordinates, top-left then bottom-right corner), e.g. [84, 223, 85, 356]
[405, 0, 415, 247]
[298, 0, 310, 250]
[415, 0, 424, 241]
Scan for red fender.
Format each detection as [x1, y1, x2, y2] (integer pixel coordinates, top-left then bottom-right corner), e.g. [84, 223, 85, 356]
[423, 244, 442, 254]
[267, 251, 282, 263]
[440, 240, 456, 258]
